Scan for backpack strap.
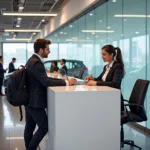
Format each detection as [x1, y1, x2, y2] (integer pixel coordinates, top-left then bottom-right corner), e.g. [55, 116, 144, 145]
[19, 106, 23, 121]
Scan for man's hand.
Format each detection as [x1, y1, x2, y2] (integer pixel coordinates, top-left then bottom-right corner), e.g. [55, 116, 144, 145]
[84, 74, 94, 81]
[68, 78, 77, 86]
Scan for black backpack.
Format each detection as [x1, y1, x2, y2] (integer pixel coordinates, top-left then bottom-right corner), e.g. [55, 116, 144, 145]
[6, 66, 29, 121]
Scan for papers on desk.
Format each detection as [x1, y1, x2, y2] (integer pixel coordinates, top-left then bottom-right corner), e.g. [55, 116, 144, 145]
[76, 79, 88, 85]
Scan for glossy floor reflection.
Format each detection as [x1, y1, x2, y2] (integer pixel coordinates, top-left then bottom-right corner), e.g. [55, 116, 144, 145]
[1, 95, 150, 150]
[121, 124, 150, 150]
[0, 96, 25, 150]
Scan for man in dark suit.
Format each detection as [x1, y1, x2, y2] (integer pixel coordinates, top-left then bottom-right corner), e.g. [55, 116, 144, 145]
[8, 58, 16, 73]
[0, 56, 7, 96]
[60, 59, 68, 74]
[24, 39, 76, 150]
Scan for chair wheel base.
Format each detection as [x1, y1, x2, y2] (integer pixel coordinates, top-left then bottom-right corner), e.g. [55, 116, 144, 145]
[121, 140, 142, 150]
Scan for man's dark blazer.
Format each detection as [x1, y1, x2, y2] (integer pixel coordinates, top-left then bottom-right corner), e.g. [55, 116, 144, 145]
[61, 65, 68, 75]
[95, 61, 124, 111]
[26, 54, 66, 108]
[8, 62, 16, 73]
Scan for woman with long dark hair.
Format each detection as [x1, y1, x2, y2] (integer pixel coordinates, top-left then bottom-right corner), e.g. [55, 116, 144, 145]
[85, 44, 125, 111]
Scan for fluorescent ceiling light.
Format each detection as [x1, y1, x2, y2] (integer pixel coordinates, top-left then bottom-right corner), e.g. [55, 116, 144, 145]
[5, 29, 41, 32]
[2, 11, 57, 17]
[6, 137, 24, 140]
[19, 4, 24, 10]
[66, 39, 92, 42]
[6, 38, 32, 41]
[17, 17, 22, 21]
[114, 14, 150, 18]
[82, 30, 114, 33]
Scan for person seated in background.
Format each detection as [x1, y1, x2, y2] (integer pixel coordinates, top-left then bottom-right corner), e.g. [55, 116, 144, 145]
[85, 44, 125, 112]
[60, 59, 68, 75]
[50, 61, 59, 73]
[8, 58, 17, 73]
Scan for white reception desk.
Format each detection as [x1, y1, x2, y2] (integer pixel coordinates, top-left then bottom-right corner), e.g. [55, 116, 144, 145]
[40, 85, 120, 150]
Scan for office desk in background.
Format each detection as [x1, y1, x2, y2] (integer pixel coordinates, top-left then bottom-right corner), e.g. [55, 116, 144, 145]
[40, 84, 120, 150]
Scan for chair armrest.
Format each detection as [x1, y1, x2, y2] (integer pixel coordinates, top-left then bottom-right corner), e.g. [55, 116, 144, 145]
[124, 103, 144, 110]
[123, 99, 129, 103]
[123, 103, 146, 122]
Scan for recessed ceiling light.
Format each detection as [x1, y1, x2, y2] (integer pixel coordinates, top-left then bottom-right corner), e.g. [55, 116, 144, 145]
[33, 32, 36, 35]
[114, 14, 150, 18]
[17, 17, 22, 21]
[135, 31, 139, 34]
[41, 19, 45, 22]
[19, 4, 24, 10]
[69, 25, 73, 28]
[99, 20, 103, 22]
[16, 25, 20, 28]
[107, 26, 111, 29]
[89, 13, 93, 16]
[60, 32, 63, 34]
[112, 0, 116, 2]
[19, 6, 24, 10]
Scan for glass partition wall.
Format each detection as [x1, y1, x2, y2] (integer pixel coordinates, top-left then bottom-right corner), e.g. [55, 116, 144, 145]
[46, 0, 150, 128]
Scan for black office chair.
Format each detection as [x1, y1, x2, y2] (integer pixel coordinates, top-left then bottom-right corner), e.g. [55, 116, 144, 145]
[121, 79, 150, 150]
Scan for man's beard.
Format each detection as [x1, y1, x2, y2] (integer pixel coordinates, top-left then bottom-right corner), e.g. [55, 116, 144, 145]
[42, 52, 48, 58]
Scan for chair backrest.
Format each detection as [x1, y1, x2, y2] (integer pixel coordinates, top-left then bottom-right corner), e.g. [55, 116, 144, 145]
[129, 79, 149, 121]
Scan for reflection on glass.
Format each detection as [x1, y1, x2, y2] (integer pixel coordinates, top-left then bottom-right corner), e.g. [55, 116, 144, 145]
[42, 0, 150, 128]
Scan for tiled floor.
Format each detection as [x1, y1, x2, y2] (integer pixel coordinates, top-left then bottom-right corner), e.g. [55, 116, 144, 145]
[1, 95, 150, 150]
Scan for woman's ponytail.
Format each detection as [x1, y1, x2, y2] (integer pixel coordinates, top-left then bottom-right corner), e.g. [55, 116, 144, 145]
[115, 47, 125, 76]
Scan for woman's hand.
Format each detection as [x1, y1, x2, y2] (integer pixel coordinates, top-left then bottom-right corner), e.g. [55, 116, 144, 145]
[87, 80, 97, 86]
